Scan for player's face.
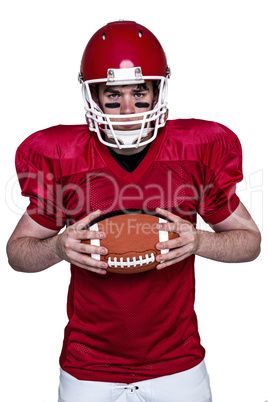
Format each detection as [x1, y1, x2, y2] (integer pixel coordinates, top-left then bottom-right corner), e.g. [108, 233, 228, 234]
[95, 82, 157, 153]
[97, 82, 156, 126]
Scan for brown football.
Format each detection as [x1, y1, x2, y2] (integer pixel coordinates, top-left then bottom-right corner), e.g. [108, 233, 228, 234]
[83, 210, 178, 274]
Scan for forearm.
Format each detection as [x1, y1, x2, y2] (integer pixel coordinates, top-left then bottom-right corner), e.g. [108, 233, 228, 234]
[7, 210, 109, 275]
[196, 229, 261, 263]
[7, 235, 62, 273]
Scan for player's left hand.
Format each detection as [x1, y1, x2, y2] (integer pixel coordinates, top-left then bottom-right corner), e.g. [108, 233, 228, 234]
[155, 208, 200, 269]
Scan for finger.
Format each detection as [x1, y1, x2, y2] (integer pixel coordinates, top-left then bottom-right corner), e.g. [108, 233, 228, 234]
[156, 209, 192, 234]
[157, 256, 187, 269]
[67, 215, 107, 242]
[157, 219, 192, 235]
[156, 232, 194, 252]
[75, 228, 106, 241]
[63, 231, 106, 253]
[156, 236, 183, 251]
[157, 243, 191, 262]
[156, 208, 184, 223]
[67, 249, 108, 271]
[64, 237, 108, 258]
[77, 241, 108, 256]
[74, 261, 108, 275]
[156, 245, 194, 268]
[72, 210, 102, 231]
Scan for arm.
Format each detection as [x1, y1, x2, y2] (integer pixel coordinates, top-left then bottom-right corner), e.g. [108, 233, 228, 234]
[7, 212, 61, 272]
[155, 202, 261, 268]
[197, 202, 261, 262]
[6, 210, 108, 274]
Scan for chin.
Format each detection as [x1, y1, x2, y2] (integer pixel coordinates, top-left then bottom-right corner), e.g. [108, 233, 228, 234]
[113, 124, 142, 131]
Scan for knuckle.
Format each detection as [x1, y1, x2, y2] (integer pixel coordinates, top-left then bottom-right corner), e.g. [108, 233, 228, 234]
[76, 222, 86, 231]
[65, 250, 72, 260]
[189, 233, 195, 243]
[172, 222, 179, 230]
[66, 226, 75, 236]
[174, 249, 181, 258]
[80, 255, 90, 265]
[86, 229, 103, 239]
[84, 229, 93, 237]
[91, 246, 101, 255]
[79, 243, 89, 253]
[66, 232, 75, 242]
[189, 244, 195, 253]
[65, 226, 72, 234]
[174, 217, 181, 224]
[176, 237, 182, 246]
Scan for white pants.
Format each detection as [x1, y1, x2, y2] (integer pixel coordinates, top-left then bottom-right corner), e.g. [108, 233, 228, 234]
[58, 361, 212, 402]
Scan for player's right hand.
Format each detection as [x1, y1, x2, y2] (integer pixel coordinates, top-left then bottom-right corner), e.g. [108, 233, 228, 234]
[55, 210, 108, 274]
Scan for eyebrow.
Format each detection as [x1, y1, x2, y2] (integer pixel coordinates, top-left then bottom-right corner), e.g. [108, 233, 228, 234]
[132, 87, 149, 93]
[103, 87, 121, 95]
[103, 86, 149, 95]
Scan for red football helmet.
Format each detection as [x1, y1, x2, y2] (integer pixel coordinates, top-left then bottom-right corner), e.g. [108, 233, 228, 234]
[79, 20, 170, 149]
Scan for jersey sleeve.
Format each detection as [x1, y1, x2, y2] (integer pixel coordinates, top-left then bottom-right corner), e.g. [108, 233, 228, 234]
[197, 124, 243, 225]
[15, 136, 67, 231]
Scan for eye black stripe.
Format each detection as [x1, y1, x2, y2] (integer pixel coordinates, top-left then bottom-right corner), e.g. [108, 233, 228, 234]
[135, 102, 150, 108]
[104, 103, 120, 109]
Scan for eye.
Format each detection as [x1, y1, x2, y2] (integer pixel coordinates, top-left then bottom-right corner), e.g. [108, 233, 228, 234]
[109, 94, 120, 100]
[134, 93, 144, 99]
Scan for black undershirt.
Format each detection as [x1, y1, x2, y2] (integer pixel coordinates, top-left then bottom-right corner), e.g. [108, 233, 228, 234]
[108, 145, 151, 173]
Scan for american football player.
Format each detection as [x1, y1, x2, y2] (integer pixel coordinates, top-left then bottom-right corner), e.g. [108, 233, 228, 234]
[7, 21, 261, 402]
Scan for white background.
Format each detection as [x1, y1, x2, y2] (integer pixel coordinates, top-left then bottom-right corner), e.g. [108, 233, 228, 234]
[1, 0, 267, 401]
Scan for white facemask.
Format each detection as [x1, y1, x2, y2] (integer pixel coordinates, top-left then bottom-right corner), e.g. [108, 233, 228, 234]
[81, 68, 168, 149]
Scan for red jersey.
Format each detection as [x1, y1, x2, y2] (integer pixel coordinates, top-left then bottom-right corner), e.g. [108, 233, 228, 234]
[16, 119, 243, 382]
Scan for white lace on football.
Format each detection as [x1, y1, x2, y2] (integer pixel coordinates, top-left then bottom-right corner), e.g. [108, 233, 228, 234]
[108, 253, 155, 268]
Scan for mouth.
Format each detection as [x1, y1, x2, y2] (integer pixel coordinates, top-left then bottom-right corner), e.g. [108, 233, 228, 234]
[115, 122, 141, 129]
[109, 121, 144, 130]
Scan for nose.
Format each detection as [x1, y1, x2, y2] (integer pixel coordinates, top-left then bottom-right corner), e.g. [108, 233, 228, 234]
[120, 95, 135, 114]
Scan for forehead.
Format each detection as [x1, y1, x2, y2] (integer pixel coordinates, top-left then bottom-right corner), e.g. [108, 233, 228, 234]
[99, 82, 153, 94]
